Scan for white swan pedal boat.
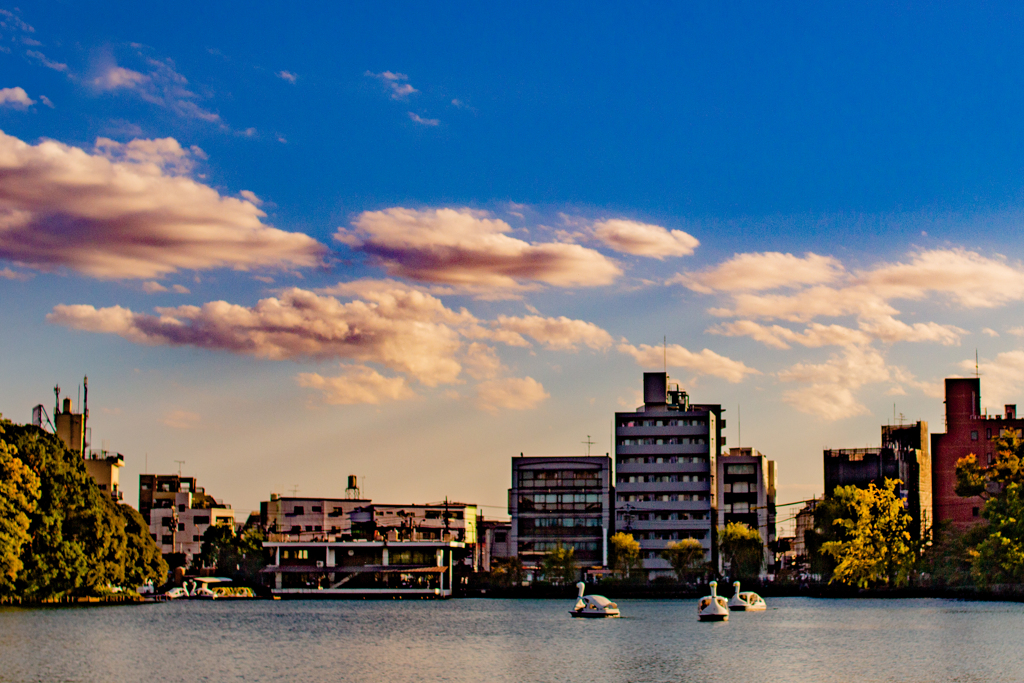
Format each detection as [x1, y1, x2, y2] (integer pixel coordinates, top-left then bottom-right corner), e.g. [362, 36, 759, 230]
[727, 581, 766, 611]
[569, 581, 620, 618]
[698, 580, 729, 622]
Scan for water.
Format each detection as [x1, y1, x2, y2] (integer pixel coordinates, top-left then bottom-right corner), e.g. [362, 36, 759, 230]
[1, 597, 1021, 682]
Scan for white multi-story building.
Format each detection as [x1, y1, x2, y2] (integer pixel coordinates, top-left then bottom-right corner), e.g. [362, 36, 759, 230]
[615, 372, 723, 576]
[147, 489, 235, 560]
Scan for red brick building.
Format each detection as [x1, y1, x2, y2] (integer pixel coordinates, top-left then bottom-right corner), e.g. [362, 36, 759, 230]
[931, 378, 1024, 529]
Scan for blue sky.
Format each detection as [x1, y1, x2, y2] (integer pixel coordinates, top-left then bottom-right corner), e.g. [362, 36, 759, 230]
[4, 2, 1024, 527]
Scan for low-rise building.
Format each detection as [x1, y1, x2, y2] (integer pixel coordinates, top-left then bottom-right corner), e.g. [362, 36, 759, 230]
[139, 474, 235, 564]
[261, 495, 371, 541]
[509, 454, 613, 578]
[261, 539, 464, 598]
[717, 447, 777, 575]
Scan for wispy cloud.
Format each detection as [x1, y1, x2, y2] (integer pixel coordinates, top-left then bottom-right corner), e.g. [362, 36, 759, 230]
[277, 70, 297, 83]
[408, 112, 439, 126]
[366, 70, 418, 99]
[0, 267, 32, 281]
[297, 365, 415, 405]
[161, 409, 201, 429]
[25, 50, 68, 72]
[0, 130, 325, 279]
[617, 343, 760, 383]
[477, 377, 549, 414]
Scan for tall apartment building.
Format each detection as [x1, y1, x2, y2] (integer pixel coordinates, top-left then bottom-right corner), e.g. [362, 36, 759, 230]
[508, 455, 613, 577]
[824, 421, 931, 539]
[932, 377, 1024, 528]
[717, 447, 776, 575]
[139, 474, 235, 564]
[614, 372, 722, 576]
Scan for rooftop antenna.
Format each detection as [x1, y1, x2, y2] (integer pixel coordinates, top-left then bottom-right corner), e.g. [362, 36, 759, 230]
[289, 484, 300, 496]
[663, 336, 667, 373]
[174, 460, 185, 476]
[738, 404, 741, 451]
[582, 435, 595, 456]
[976, 349, 979, 378]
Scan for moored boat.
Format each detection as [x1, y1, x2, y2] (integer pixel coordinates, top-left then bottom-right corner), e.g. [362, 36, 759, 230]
[698, 580, 729, 622]
[727, 581, 766, 611]
[569, 581, 620, 618]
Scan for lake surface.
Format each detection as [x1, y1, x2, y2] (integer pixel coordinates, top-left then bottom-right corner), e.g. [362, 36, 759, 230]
[1, 597, 1021, 682]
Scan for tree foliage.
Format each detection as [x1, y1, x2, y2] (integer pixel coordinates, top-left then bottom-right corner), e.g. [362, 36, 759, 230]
[954, 436, 1024, 585]
[197, 523, 268, 581]
[541, 543, 578, 585]
[660, 538, 705, 582]
[0, 419, 166, 598]
[609, 532, 641, 579]
[820, 479, 916, 588]
[0, 418, 41, 594]
[719, 522, 763, 580]
[489, 556, 525, 588]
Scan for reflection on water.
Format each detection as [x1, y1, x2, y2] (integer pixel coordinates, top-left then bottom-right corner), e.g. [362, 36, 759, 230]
[1, 597, 1021, 683]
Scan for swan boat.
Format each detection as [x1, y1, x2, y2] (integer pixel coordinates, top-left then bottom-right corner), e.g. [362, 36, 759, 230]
[697, 580, 729, 622]
[727, 581, 766, 611]
[569, 581, 620, 618]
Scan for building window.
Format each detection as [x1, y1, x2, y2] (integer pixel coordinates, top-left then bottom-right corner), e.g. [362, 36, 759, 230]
[150, 533, 158, 541]
[987, 428, 992, 439]
[177, 523, 185, 531]
[494, 531, 507, 543]
[972, 507, 980, 517]
[311, 506, 322, 513]
[178, 504, 186, 512]
[193, 516, 210, 525]
[726, 464, 756, 475]
[161, 535, 173, 544]
[193, 535, 199, 542]
[971, 431, 978, 441]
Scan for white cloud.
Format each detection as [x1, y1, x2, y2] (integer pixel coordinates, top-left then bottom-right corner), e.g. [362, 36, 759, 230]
[709, 320, 871, 350]
[0, 267, 32, 281]
[617, 343, 760, 383]
[171, 284, 190, 294]
[0, 86, 34, 109]
[38, 95, 53, 108]
[336, 207, 621, 291]
[91, 54, 223, 124]
[366, 71, 418, 99]
[277, 71, 297, 83]
[142, 281, 168, 293]
[0, 130, 325, 279]
[493, 315, 614, 351]
[592, 219, 699, 258]
[297, 365, 415, 405]
[777, 346, 891, 420]
[676, 252, 844, 293]
[983, 328, 1000, 337]
[477, 377, 549, 414]
[408, 112, 439, 126]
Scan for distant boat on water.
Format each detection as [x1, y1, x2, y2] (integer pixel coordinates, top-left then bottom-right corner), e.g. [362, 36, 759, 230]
[698, 581, 729, 622]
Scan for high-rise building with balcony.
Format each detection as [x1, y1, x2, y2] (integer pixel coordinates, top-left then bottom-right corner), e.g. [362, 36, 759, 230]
[614, 372, 723, 576]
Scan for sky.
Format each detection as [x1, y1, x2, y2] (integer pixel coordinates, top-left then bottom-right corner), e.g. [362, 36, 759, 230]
[4, 2, 1024, 530]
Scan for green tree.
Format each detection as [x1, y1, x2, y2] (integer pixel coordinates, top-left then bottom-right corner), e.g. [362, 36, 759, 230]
[541, 543, 578, 585]
[954, 437, 1024, 585]
[609, 532, 641, 579]
[805, 489, 861, 582]
[489, 556, 525, 588]
[0, 417, 41, 594]
[719, 522, 764, 580]
[660, 538, 705, 582]
[121, 504, 167, 587]
[1, 421, 166, 598]
[821, 479, 916, 588]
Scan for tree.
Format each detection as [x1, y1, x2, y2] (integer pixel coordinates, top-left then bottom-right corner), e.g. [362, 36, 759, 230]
[804, 489, 861, 582]
[489, 556, 525, 588]
[820, 479, 916, 588]
[954, 436, 1024, 585]
[1, 420, 167, 598]
[719, 522, 763, 580]
[541, 543, 578, 585]
[660, 538, 705, 582]
[609, 532, 641, 579]
[0, 417, 41, 594]
[121, 504, 167, 587]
